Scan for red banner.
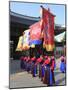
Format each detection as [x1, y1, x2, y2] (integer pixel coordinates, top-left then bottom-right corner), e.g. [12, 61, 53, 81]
[41, 6, 55, 51]
[29, 21, 42, 40]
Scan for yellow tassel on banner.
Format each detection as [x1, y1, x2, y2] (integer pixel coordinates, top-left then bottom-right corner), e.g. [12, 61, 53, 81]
[16, 36, 23, 51]
[30, 44, 35, 48]
[43, 44, 55, 51]
[22, 44, 30, 50]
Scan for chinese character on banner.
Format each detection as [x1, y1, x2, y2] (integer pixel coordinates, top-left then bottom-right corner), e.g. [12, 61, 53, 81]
[41, 6, 55, 51]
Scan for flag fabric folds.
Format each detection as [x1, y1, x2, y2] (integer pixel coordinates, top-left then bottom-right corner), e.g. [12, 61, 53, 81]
[23, 29, 30, 45]
[41, 6, 55, 51]
[29, 21, 42, 45]
[16, 6, 55, 51]
[16, 29, 30, 51]
[16, 36, 23, 51]
[23, 29, 30, 50]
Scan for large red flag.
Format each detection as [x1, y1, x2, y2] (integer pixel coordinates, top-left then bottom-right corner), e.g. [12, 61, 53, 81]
[41, 6, 55, 51]
[29, 21, 43, 45]
[29, 21, 42, 40]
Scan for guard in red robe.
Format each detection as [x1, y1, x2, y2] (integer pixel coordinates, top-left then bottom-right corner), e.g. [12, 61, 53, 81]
[43, 56, 51, 85]
[50, 56, 55, 85]
[43, 56, 55, 86]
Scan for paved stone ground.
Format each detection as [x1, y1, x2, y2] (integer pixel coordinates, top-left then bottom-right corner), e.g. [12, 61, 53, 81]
[9, 58, 66, 88]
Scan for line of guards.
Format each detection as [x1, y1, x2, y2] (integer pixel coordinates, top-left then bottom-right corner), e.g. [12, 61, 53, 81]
[20, 55, 66, 86]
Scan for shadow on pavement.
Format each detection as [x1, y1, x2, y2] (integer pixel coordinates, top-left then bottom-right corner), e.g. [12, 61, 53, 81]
[56, 77, 66, 85]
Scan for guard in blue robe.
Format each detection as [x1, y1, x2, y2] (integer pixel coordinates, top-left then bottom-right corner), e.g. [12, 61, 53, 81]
[26, 62, 29, 72]
[41, 65, 45, 81]
[26, 57, 31, 73]
[30, 57, 36, 77]
[39, 63, 42, 78]
[32, 60, 37, 77]
[60, 57, 66, 73]
[20, 60, 24, 69]
[31, 61, 34, 75]
[24, 57, 27, 71]
[40, 60, 45, 81]
[33, 64, 37, 77]
[20, 56, 25, 70]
